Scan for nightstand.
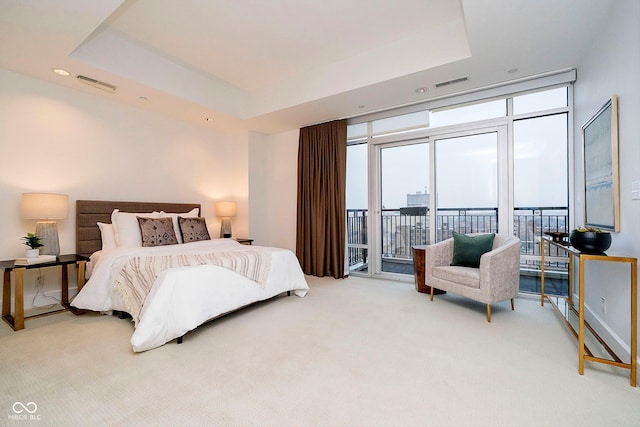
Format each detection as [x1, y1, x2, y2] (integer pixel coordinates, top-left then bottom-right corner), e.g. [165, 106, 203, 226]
[0, 254, 88, 330]
[233, 238, 253, 245]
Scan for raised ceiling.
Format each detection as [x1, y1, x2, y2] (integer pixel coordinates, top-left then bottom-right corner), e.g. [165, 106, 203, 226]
[0, 0, 615, 134]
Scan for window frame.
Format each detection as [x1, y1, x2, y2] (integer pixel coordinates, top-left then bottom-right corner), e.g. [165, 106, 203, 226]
[346, 77, 574, 282]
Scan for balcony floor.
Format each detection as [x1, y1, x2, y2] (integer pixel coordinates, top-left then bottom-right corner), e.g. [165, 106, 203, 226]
[377, 259, 568, 297]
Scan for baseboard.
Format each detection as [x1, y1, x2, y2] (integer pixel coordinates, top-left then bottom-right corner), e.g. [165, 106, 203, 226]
[3, 286, 79, 312]
[581, 294, 639, 380]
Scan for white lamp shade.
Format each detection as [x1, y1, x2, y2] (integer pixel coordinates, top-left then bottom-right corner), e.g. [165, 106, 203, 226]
[21, 193, 69, 220]
[215, 201, 237, 218]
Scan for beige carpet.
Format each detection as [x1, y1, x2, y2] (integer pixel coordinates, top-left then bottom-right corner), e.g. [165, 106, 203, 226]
[1, 276, 639, 426]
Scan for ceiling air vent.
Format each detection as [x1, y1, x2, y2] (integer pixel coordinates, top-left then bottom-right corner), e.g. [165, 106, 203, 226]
[76, 75, 117, 93]
[434, 76, 469, 88]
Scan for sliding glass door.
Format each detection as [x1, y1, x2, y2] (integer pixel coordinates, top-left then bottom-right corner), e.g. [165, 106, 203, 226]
[378, 141, 429, 274]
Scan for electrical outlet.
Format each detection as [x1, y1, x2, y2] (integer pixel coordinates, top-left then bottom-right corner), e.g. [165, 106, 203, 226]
[601, 297, 606, 314]
[34, 274, 44, 286]
[632, 181, 640, 200]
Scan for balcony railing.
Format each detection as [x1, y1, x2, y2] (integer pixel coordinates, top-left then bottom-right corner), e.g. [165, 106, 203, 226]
[347, 207, 569, 275]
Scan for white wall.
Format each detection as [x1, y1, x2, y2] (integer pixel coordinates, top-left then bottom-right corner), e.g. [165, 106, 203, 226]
[574, 0, 640, 361]
[0, 69, 249, 307]
[248, 129, 300, 252]
[248, 131, 271, 246]
[268, 130, 300, 251]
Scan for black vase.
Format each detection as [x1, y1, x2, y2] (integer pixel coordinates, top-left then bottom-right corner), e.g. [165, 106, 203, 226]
[569, 231, 612, 254]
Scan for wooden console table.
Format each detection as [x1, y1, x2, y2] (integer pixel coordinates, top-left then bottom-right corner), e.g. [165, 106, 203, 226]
[541, 235, 637, 387]
[1, 254, 88, 330]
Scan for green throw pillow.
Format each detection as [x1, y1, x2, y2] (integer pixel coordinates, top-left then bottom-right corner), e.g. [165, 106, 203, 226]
[450, 232, 496, 268]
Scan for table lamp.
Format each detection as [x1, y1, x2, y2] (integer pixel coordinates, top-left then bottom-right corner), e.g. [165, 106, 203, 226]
[215, 201, 237, 238]
[21, 193, 69, 255]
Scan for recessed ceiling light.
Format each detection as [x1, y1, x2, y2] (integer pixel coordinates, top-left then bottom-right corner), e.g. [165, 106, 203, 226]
[415, 87, 428, 94]
[508, 68, 518, 74]
[52, 68, 70, 76]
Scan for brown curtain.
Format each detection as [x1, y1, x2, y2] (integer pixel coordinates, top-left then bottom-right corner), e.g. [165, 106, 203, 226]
[296, 119, 347, 279]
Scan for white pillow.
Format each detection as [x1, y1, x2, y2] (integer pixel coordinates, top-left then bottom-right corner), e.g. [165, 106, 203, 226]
[111, 209, 162, 248]
[160, 208, 199, 244]
[97, 222, 117, 251]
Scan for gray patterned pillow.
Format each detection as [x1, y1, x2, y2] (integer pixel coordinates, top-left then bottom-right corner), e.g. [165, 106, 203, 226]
[137, 217, 178, 247]
[178, 217, 211, 243]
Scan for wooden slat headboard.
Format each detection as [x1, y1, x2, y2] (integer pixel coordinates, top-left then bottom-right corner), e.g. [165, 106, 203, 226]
[76, 200, 201, 258]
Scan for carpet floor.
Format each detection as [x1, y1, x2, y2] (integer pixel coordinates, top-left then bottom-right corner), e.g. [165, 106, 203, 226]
[1, 275, 638, 426]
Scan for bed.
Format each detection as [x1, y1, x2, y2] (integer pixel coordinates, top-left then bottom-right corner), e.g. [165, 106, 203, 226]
[71, 200, 309, 352]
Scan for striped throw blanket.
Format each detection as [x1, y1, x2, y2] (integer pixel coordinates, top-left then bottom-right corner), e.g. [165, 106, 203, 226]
[114, 250, 271, 324]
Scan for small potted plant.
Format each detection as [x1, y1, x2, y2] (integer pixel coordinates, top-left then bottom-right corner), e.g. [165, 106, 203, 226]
[22, 233, 43, 258]
[569, 226, 612, 253]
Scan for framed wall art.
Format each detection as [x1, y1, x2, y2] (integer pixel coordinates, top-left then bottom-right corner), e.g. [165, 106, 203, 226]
[582, 95, 619, 231]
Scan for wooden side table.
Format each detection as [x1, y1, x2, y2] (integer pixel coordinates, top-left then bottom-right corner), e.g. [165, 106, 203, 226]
[412, 245, 445, 295]
[1, 254, 88, 331]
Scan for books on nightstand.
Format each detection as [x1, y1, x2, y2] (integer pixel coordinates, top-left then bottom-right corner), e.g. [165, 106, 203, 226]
[14, 255, 57, 266]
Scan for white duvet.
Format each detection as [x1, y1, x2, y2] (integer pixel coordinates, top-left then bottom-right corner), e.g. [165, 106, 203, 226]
[72, 239, 308, 352]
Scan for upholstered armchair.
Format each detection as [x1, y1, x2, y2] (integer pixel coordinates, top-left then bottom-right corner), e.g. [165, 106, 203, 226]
[425, 233, 521, 322]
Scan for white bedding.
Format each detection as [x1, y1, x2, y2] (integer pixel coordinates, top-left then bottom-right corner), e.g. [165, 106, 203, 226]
[72, 239, 308, 352]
